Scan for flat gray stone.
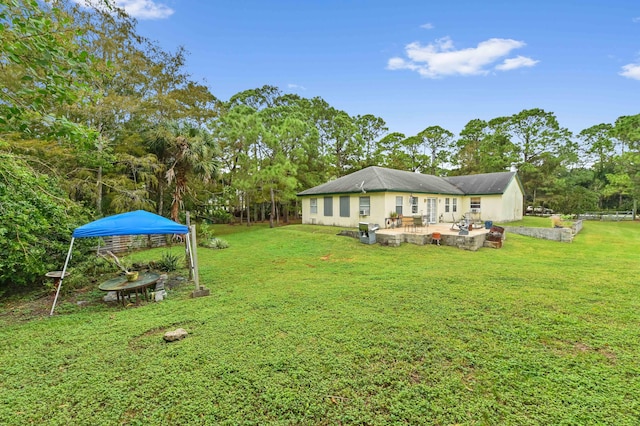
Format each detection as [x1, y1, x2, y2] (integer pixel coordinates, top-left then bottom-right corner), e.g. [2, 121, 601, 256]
[164, 328, 188, 342]
[103, 291, 118, 302]
[154, 289, 166, 302]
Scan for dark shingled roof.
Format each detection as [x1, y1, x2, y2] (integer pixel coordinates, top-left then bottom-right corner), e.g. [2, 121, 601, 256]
[444, 172, 518, 195]
[297, 166, 518, 196]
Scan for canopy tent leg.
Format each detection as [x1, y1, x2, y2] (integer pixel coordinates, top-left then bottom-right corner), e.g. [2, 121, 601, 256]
[186, 229, 199, 289]
[50, 238, 75, 316]
[184, 233, 193, 279]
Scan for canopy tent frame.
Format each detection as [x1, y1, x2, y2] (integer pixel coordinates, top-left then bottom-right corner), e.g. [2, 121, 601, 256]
[50, 210, 194, 315]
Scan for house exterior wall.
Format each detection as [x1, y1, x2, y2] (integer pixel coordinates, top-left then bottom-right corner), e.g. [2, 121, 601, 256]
[301, 192, 458, 228]
[500, 178, 524, 221]
[301, 193, 388, 228]
[301, 182, 522, 227]
[300, 172, 524, 228]
[462, 194, 502, 221]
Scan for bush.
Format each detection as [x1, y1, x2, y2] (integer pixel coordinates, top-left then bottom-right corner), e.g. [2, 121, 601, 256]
[156, 251, 179, 272]
[201, 238, 229, 250]
[0, 152, 90, 293]
[198, 223, 215, 241]
[209, 208, 233, 224]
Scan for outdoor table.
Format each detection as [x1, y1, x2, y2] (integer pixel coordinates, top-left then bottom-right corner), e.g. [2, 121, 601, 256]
[46, 271, 69, 289]
[98, 272, 160, 306]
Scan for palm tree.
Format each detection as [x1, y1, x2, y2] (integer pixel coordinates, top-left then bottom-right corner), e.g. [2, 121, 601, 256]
[147, 121, 218, 222]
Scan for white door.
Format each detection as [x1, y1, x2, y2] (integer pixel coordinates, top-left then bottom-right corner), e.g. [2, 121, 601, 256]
[426, 198, 437, 223]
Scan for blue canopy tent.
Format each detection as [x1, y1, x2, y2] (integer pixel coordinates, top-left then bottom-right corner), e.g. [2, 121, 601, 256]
[50, 210, 193, 315]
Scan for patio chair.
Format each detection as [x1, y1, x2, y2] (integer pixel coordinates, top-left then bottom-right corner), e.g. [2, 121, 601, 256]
[450, 214, 467, 231]
[413, 215, 427, 233]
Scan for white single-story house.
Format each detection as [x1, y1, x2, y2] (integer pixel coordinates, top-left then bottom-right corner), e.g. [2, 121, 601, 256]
[297, 166, 524, 228]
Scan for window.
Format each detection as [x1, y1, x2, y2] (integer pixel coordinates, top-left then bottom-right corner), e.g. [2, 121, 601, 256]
[340, 196, 350, 217]
[310, 198, 317, 214]
[470, 197, 481, 211]
[452, 198, 457, 213]
[359, 196, 370, 216]
[410, 196, 418, 214]
[395, 196, 403, 215]
[445, 198, 450, 213]
[323, 196, 333, 216]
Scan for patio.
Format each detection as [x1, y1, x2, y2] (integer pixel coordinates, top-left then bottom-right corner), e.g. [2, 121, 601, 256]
[346, 221, 503, 251]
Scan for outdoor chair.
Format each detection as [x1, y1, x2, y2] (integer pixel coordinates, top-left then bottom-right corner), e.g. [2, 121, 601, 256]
[413, 215, 427, 233]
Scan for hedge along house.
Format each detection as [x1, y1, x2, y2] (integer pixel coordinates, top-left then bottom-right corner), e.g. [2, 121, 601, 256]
[297, 166, 524, 228]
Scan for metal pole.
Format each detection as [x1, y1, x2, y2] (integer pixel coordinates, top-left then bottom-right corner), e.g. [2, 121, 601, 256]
[50, 238, 75, 316]
[189, 225, 200, 290]
[184, 233, 194, 281]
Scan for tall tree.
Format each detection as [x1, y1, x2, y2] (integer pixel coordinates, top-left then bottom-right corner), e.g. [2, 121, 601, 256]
[418, 125, 454, 175]
[452, 118, 517, 175]
[507, 108, 573, 205]
[454, 119, 488, 175]
[578, 123, 617, 208]
[398, 135, 428, 172]
[147, 121, 218, 222]
[607, 114, 640, 210]
[354, 114, 387, 169]
[0, 0, 98, 141]
[377, 132, 407, 170]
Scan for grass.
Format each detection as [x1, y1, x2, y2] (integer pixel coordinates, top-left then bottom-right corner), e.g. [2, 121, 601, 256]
[1, 218, 640, 424]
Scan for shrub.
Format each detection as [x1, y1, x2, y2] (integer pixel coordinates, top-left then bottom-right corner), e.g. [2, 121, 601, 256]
[209, 208, 233, 224]
[0, 152, 90, 293]
[201, 238, 229, 249]
[157, 251, 179, 272]
[198, 223, 215, 241]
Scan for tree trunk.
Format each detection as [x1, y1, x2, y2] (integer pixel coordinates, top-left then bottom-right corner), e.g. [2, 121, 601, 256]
[158, 184, 164, 216]
[531, 188, 537, 211]
[96, 165, 103, 215]
[246, 193, 251, 226]
[269, 187, 275, 228]
[171, 171, 187, 222]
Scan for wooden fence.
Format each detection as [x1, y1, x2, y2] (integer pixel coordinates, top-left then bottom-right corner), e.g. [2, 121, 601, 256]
[94, 234, 177, 254]
[577, 211, 634, 221]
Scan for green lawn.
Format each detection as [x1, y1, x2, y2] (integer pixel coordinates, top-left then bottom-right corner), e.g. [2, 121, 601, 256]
[1, 218, 640, 425]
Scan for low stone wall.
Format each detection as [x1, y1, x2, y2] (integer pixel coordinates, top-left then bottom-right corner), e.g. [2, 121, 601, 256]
[440, 233, 487, 251]
[502, 220, 583, 243]
[403, 233, 431, 246]
[572, 219, 583, 234]
[337, 229, 487, 251]
[378, 233, 403, 247]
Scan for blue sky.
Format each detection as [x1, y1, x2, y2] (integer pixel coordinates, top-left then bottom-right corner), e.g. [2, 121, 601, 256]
[92, 0, 638, 137]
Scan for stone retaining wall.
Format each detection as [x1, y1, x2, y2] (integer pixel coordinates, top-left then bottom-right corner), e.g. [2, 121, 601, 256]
[502, 219, 582, 243]
[337, 229, 488, 251]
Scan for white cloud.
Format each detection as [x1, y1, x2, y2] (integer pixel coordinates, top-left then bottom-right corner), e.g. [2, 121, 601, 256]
[116, 0, 174, 19]
[633, 17, 640, 23]
[287, 84, 307, 91]
[71, 0, 174, 20]
[496, 55, 539, 71]
[420, 23, 434, 30]
[620, 63, 640, 80]
[388, 36, 537, 78]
